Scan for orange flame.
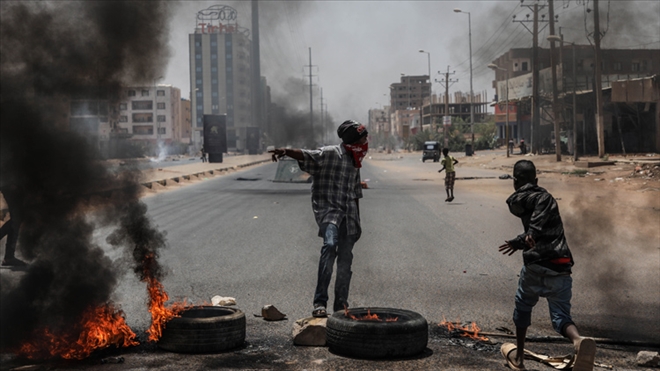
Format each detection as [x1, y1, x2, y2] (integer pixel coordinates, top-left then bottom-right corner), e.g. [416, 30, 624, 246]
[344, 307, 398, 322]
[16, 304, 138, 360]
[439, 315, 489, 341]
[144, 276, 189, 342]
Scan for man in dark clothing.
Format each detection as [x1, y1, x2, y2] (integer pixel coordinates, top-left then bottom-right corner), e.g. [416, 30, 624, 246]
[269, 120, 367, 318]
[499, 160, 595, 371]
[0, 185, 27, 266]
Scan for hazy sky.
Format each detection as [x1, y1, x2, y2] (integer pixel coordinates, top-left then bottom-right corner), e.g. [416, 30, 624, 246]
[163, 0, 660, 124]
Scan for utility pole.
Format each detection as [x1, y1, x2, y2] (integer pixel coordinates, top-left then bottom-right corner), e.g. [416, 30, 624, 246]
[514, 3, 549, 154]
[548, 0, 561, 161]
[593, 0, 605, 157]
[320, 88, 324, 144]
[436, 66, 457, 149]
[305, 47, 317, 144]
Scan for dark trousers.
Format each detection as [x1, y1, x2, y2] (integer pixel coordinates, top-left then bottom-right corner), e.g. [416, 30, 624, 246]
[0, 190, 22, 260]
[313, 222, 356, 311]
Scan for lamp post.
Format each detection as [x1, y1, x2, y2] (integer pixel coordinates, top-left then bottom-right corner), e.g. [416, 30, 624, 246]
[488, 64, 510, 158]
[548, 34, 578, 161]
[419, 50, 432, 133]
[454, 8, 475, 151]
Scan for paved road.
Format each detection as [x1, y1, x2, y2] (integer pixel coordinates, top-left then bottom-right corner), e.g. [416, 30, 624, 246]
[2, 154, 657, 370]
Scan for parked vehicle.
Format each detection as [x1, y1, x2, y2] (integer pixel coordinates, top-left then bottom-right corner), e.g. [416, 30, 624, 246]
[422, 141, 440, 162]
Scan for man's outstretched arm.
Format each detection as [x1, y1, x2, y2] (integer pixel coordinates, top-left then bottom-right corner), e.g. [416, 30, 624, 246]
[269, 148, 304, 162]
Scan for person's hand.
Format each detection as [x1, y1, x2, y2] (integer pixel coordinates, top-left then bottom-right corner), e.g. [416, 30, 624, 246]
[498, 241, 517, 256]
[268, 148, 286, 162]
[438, 169, 444, 173]
[524, 235, 535, 248]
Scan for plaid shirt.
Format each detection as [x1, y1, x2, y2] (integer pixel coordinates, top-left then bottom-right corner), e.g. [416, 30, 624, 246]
[298, 145, 363, 238]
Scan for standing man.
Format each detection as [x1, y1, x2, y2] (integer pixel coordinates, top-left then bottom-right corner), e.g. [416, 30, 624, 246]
[0, 184, 27, 266]
[269, 120, 368, 317]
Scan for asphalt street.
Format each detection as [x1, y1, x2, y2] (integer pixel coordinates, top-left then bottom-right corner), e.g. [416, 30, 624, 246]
[2, 154, 658, 370]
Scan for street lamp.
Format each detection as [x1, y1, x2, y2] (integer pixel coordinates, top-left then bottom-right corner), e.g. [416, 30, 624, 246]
[548, 34, 579, 161]
[488, 63, 510, 158]
[454, 8, 475, 152]
[419, 50, 431, 133]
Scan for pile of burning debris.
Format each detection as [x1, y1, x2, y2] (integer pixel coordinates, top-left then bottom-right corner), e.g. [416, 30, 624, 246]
[431, 317, 499, 353]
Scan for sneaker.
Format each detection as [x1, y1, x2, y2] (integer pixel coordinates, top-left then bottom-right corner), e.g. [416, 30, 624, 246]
[2, 257, 27, 266]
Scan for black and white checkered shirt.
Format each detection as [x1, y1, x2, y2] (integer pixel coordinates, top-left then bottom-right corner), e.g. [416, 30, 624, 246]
[298, 145, 363, 238]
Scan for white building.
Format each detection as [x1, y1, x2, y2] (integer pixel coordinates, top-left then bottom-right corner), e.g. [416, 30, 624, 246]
[116, 85, 183, 144]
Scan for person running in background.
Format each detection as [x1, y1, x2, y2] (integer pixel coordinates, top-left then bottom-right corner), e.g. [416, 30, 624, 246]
[438, 148, 458, 202]
[498, 160, 595, 371]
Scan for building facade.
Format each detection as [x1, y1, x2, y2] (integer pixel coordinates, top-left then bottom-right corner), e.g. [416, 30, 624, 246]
[389, 75, 431, 113]
[189, 5, 254, 152]
[116, 85, 182, 144]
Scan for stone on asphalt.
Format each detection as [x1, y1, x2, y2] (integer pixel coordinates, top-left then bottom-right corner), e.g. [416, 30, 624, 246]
[211, 296, 236, 306]
[292, 317, 327, 346]
[261, 304, 286, 321]
[636, 351, 660, 367]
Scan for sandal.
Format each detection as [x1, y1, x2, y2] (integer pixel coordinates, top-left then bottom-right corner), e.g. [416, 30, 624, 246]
[573, 337, 596, 371]
[501, 343, 526, 370]
[312, 305, 327, 318]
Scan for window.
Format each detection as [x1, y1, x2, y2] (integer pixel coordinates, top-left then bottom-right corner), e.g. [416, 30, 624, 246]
[196, 79, 202, 85]
[132, 113, 153, 123]
[119, 115, 128, 122]
[132, 101, 153, 110]
[211, 67, 217, 72]
[132, 125, 153, 135]
[211, 41, 217, 46]
[226, 54, 232, 59]
[196, 67, 202, 72]
[141, 90, 149, 96]
[226, 67, 232, 72]
[522, 62, 529, 71]
[197, 105, 203, 110]
[196, 54, 201, 59]
[212, 92, 218, 97]
[632, 62, 640, 72]
[157, 102, 166, 109]
[157, 90, 165, 96]
[212, 54, 217, 59]
[642, 60, 648, 71]
[128, 90, 136, 97]
[157, 115, 166, 122]
[577, 59, 583, 71]
[196, 91, 202, 97]
[158, 127, 166, 134]
[195, 41, 201, 47]
[212, 79, 218, 84]
[226, 41, 232, 46]
[613, 62, 622, 71]
[119, 103, 127, 110]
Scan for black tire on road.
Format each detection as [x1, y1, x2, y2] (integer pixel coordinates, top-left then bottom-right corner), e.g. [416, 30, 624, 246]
[326, 307, 428, 359]
[158, 306, 246, 354]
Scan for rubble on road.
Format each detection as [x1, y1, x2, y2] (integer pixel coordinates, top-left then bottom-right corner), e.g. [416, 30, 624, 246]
[637, 351, 660, 368]
[292, 317, 327, 346]
[211, 295, 236, 306]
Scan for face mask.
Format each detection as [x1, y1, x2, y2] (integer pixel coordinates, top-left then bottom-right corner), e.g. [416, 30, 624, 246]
[343, 142, 369, 168]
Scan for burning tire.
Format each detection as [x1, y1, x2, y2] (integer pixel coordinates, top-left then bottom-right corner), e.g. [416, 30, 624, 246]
[326, 307, 428, 359]
[158, 306, 245, 353]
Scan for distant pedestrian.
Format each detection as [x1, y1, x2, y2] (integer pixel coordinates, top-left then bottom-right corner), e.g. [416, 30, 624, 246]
[519, 138, 527, 155]
[269, 120, 367, 318]
[438, 148, 458, 202]
[508, 139, 515, 155]
[200, 147, 207, 163]
[0, 185, 27, 266]
[498, 160, 595, 371]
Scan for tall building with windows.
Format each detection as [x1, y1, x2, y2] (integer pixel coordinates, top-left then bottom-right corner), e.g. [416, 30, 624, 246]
[116, 85, 182, 144]
[189, 5, 254, 152]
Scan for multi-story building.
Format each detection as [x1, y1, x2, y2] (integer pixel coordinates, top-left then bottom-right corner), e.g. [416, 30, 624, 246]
[391, 109, 420, 139]
[116, 85, 182, 145]
[189, 5, 254, 152]
[389, 75, 431, 113]
[179, 98, 192, 145]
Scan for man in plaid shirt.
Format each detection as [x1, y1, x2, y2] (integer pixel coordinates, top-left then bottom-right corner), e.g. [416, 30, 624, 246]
[269, 120, 368, 317]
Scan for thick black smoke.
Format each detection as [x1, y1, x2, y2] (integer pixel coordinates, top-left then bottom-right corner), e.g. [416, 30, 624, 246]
[0, 1, 173, 351]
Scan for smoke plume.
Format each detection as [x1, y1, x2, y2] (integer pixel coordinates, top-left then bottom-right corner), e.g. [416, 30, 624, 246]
[1, 1, 173, 351]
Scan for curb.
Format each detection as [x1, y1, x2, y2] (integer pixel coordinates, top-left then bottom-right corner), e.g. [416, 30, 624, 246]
[141, 159, 271, 190]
